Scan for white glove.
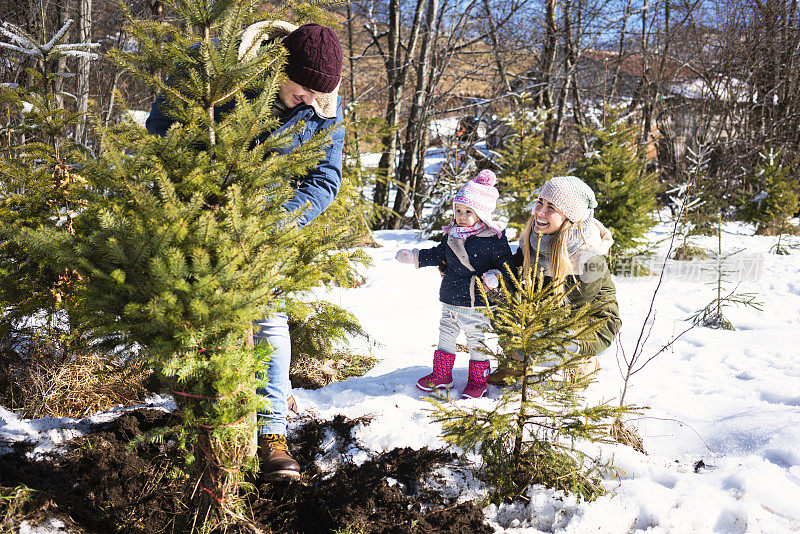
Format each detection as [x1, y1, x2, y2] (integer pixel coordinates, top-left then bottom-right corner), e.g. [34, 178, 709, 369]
[482, 271, 499, 289]
[395, 249, 415, 264]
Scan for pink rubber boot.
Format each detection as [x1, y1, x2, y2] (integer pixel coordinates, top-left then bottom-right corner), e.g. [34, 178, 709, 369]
[461, 360, 490, 399]
[416, 350, 455, 392]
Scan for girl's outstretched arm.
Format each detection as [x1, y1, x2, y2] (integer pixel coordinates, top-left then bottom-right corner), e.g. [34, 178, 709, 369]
[395, 239, 447, 269]
[417, 239, 448, 268]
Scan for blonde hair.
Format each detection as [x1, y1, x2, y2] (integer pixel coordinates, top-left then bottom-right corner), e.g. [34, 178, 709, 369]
[520, 215, 585, 296]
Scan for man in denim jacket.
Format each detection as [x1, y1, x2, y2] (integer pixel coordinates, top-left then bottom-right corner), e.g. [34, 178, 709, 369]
[146, 21, 344, 480]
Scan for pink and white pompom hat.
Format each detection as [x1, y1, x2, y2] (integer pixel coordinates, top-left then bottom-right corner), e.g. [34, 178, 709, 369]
[453, 169, 504, 235]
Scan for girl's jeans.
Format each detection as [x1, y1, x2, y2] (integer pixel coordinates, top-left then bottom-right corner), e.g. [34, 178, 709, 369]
[254, 313, 291, 436]
[438, 303, 492, 361]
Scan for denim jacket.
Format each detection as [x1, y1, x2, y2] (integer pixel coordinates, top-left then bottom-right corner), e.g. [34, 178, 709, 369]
[145, 89, 344, 228]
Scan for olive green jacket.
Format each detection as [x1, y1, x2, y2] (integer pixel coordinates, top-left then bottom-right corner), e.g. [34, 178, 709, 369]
[512, 250, 621, 356]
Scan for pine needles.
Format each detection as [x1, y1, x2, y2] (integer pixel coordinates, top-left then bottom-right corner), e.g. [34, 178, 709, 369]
[429, 236, 632, 504]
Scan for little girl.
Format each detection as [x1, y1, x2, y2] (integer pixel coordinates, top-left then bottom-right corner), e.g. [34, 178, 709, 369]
[396, 170, 513, 399]
[488, 175, 621, 384]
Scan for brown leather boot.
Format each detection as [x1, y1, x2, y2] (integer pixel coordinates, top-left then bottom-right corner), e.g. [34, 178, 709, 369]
[487, 364, 522, 385]
[258, 434, 301, 480]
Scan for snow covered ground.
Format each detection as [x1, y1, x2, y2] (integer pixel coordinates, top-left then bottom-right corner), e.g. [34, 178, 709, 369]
[298, 220, 800, 533]
[2, 220, 800, 533]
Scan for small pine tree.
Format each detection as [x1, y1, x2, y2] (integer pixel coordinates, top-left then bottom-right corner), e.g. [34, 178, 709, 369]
[670, 145, 714, 260]
[680, 143, 727, 241]
[495, 106, 562, 233]
[691, 212, 762, 329]
[739, 149, 800, 249]
[288, 300, 367, 363]
[0, 18, 98, 353]
[573, 106, 658, 258]
[18, 0, 352, 526]
[429, 236, 630, 504]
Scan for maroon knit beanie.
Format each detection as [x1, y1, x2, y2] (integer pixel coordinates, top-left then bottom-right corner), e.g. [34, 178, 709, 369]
[282, 23, 342, 93]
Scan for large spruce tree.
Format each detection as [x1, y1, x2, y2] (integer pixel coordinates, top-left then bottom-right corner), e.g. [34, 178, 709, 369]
[18, 0, 352, 525]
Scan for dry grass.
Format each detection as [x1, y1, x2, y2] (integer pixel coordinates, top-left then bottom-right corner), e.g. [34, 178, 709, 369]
[672, 244, 710, 260]
[1, 350, 151, 419]
[0, 485, 34, 532]
[610, 419, 646, 454]
[290, 351, 378, 390]
[755, 223, 800, 236]
[0, 484, 71, 533]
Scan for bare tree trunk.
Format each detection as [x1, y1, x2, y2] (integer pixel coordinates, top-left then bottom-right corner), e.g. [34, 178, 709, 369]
[539, 0, 558, 111]
[389, 0, 439, 230]
[548, 0, 572, 146]
[786, 0, 800, 146]
[609, 0, 633, 102]
[375, 113, 399, 224]
[371, 0, 426, 229]
[102, 16, 136, 126]
[28, 0, 41, 38]
[54, 0, 70, 109]
[641, 0, 671, 151]
[549, 71, 569, 147]
[406, 0, 490, 225]
[411, 120, 432, 226]
[567, 0, 588, 153]
[634, 0, 651, 144]
[372, 0, 402, 216]
[103, 70, 122, 126]
[483, 0, 517, 111]
[345, 2, 362, 183]
[74, 0, 91, 144]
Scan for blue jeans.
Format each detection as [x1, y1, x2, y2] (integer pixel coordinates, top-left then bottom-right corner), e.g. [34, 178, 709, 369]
[254, 313, 292, 436]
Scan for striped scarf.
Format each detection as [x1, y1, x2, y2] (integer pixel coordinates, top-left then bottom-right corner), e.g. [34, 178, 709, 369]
[443, 220, 487, 239]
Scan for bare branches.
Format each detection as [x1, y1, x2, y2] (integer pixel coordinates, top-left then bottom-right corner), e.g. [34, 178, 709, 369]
[615, 170, 699, 407]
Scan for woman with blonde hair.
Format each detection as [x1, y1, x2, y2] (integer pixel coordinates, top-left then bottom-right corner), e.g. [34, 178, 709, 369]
[488, 176, 621, 384]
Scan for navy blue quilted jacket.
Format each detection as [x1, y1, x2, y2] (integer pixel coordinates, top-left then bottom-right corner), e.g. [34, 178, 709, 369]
[417, 230, 514, 308]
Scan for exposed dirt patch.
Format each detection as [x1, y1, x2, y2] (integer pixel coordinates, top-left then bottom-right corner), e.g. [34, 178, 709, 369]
[0, 409, 188, 532]
[0, 409, 492, 533]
